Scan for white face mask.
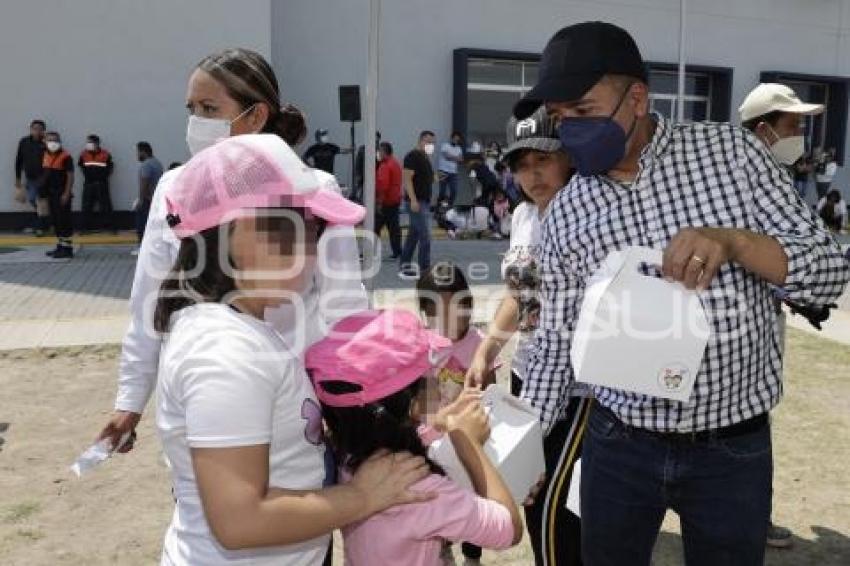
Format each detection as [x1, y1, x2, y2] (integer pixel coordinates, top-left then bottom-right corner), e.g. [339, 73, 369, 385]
[85, 142, 97, 152]
[423, 143, 435, 156]
[46, 141, 61, 152]
[186, 105, 255, 156]
[319, 135, 329, 144]
[766, 125, 805, 166]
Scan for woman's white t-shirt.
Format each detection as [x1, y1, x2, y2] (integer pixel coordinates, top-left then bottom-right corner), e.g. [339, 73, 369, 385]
[157, 303, 327, 566]
[500, 202, 542, 381]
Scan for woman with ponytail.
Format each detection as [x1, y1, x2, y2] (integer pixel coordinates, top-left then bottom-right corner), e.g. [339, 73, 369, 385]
[97, 47, 368, 467]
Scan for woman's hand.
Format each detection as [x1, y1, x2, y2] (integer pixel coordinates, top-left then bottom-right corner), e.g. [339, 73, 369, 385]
[350, 450, 435, 515]
[96, 411, 141, 453]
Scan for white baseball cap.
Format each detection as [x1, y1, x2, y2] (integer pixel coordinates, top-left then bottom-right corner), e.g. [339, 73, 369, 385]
[739, 83, 824, 122]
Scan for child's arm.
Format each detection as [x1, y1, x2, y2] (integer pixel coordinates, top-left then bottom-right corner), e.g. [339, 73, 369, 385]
[192, 446, 433, 551]
[447, 404, 523, 545]
[466, 294, 519, 387]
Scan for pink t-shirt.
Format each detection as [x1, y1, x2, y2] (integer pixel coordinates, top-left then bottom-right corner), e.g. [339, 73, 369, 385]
[435, 328, 501, 406]
[342, 473, 514, 565]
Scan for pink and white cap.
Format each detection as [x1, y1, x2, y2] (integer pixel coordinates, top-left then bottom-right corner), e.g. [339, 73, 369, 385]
[165, 134, 365, 238]
[305, 309, 453, 407]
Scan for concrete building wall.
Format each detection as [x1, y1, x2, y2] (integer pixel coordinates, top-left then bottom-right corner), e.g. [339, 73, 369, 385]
[2, 0, 849, 214]
[0, 0, 272, 214]
[273, 0, 850, 195]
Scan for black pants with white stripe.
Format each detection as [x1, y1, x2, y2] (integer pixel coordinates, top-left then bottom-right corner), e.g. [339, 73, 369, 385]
[513, 372, 589, 566]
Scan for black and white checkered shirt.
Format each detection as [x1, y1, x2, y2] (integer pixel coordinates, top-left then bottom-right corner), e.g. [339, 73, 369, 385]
[521, 114, 850, 434]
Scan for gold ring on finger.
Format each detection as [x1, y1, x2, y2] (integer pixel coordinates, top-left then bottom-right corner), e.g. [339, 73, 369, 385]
[690, 255, 706, 265]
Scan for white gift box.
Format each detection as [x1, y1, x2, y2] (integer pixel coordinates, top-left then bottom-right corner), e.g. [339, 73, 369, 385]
[570, 246, 711, 402]
[565, 458, 581, 517]
[429, 385, 546, 502]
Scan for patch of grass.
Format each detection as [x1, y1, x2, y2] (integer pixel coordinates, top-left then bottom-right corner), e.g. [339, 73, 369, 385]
[3, 502, 40, 524]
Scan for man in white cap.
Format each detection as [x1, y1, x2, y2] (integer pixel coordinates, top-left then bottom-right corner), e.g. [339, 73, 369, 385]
[739, 83, 824, 199]
[738, 83, 825, 551]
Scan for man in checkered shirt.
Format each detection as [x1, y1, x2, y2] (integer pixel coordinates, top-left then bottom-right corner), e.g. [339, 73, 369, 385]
[513, 22, 850, 566]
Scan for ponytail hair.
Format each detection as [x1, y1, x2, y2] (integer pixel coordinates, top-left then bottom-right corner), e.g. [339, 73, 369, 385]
[196, 48, 307, 147]
[270, 103, 308, 147]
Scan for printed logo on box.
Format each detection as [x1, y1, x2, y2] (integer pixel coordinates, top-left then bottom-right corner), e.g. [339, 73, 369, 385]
[658, 363, 689, 393]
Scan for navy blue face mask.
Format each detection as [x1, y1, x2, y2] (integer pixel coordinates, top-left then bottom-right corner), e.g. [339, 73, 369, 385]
[557, 87, 637, 176]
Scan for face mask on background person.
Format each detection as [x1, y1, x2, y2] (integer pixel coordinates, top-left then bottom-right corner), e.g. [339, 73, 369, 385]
[557, 86, 637, 176]
[766, 124, 805, 166]
[46, 141, 61, 152]
[186, 104, 256, 155]
[85, 142, 97, 152]
[320, 135, 330, 144]
[423, 143, 435, 156]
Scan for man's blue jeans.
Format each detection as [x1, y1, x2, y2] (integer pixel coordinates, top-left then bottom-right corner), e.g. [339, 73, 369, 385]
[581, 404, 772, 566]
[400, 200, 431, 273]
[438, 172, 458, 206]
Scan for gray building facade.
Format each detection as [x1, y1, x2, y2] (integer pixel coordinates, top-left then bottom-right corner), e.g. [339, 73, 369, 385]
[2, 0, 849, 221]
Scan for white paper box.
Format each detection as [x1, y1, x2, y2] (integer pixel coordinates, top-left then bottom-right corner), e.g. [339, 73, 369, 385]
[570, 246, 711, 402]
[565, 458, 581, 517]
[429, 385, 546, 502]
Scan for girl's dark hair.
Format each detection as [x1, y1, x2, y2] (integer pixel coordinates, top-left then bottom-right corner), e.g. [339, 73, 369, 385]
[320, 379, 444, 475]
[153, 207, 323, 332]
[196, 48, 307, 146]
[416, 261, 473, 316]
[154, 225, 237, 333]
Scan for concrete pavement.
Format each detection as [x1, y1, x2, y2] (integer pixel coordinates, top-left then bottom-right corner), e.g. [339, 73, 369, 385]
[0, 234, 847, 351]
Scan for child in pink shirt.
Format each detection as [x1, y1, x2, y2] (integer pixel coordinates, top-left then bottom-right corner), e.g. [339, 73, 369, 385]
[416, 262, 501, 408]
[305, 309, 523, 566]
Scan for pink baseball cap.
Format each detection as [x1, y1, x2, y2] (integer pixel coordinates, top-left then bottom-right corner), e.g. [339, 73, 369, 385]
[165, 134, 365, 238]
[305, 309, 452, 407]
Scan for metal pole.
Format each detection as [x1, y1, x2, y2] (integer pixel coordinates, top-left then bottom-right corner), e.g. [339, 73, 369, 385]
[677, 0, 687, 123]
[349, 121, 356, 192]
[363, 0, 380, 298]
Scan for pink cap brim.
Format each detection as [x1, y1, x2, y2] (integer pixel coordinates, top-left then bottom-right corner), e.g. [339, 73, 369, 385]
[297, 188, 365, 226]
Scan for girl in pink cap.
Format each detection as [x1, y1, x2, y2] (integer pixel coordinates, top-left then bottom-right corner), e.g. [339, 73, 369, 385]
[306, 308, 523, 565]
[152, 134, 433, 566]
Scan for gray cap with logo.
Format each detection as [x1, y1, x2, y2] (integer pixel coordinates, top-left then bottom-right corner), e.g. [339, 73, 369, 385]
[504, 106, 562, 161]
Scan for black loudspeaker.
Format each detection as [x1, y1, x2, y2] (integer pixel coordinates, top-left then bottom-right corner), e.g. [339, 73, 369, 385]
[339, 85, 362, 122]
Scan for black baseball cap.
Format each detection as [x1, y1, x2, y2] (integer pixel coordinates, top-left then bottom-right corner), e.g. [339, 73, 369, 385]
[514, 22, 647, 119]
[504, 106, 561, 162]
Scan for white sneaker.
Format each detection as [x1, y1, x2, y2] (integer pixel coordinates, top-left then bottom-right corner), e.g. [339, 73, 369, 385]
[130, 248, 140, 256]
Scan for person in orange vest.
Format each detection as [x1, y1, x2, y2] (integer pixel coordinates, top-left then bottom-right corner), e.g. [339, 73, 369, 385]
[39, 131, 75, 259]
[78, 134, 115, 233]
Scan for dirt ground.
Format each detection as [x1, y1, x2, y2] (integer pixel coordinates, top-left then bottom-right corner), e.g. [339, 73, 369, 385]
[1, 329, 849, 565]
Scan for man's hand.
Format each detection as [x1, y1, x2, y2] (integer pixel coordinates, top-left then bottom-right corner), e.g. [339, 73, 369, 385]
[60, 191, 72, 207]
[662, 227, 736, 291]
[97, 411, 141, 453]
[409, 199, 421, 213]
